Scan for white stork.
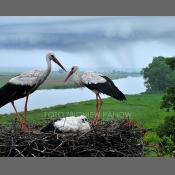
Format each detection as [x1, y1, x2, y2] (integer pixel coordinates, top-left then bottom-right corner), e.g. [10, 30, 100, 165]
[64, 66, 126, 126]
[0, 52, 66, 130]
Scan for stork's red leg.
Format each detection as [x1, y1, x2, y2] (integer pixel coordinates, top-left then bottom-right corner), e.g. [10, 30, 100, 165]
[97, 94, 103, 113]
[11, 101, 23, 129]
[92, 93, 103, 126]
[23, 95, 29, 129]
[92, 94, 99, 126]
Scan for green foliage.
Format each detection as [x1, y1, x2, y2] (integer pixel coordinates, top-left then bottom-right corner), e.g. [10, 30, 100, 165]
[141, 56, 175, 92]
[161, 57, 175, 111]
[159, 136, 175, 157]
[157, 115, 175, 143]
[165, 57, 175, 69]
[156, 115, 175, 156]
[157, 58, 175, 156]
[143, 132, 161, 157]
[144, 132, 161, 144]
[161, 85, 175, 111]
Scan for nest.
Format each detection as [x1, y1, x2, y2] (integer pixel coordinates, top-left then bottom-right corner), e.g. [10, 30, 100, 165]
[0, 119, 146, 157]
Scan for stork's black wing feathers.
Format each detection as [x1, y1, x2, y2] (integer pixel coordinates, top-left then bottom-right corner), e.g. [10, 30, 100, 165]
[40, 119, 62, 133]
[0, 83, 35, 108]
[85, 75, 126, 101]
[40, 122, 55, 132]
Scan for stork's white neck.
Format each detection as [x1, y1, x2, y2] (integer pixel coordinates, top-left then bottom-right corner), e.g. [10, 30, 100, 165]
[73, 69, 82, 85]
[46, 57, 52, 76]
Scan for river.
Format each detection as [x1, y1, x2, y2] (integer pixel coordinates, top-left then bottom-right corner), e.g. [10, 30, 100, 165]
[0, 76, 146, 114]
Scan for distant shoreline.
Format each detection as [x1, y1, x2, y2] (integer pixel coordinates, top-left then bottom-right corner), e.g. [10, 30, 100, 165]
[0, 71, 141, 90]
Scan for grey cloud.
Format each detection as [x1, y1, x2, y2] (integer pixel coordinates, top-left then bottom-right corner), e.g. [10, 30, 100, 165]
[0, 16, 175, 52]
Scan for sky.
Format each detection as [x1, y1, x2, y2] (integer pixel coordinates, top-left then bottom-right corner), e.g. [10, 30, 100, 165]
[0, 16, 175, 72]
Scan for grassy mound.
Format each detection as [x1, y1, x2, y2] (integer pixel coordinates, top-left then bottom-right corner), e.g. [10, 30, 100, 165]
[0, 119, 146, 157]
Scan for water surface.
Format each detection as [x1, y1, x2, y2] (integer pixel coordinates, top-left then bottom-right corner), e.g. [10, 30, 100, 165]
[0, 76, 146, 114]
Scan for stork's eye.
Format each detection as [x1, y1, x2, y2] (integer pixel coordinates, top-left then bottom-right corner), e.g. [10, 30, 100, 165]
[81, 119, 85, 123]
[81, 118, 87, 123]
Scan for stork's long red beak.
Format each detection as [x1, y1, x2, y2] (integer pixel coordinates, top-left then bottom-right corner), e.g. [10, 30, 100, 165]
[53, 57, 66, 72]
[64, 70, 74, 83]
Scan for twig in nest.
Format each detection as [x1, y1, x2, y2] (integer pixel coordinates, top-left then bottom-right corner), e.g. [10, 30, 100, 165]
[0, 119, 146, 157]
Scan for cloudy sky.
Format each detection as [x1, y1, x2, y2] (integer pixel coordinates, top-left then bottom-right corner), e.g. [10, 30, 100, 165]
[0, 16, 175, 71]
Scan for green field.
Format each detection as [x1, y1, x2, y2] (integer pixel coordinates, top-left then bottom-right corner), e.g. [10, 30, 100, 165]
[0, 93, 172, 129]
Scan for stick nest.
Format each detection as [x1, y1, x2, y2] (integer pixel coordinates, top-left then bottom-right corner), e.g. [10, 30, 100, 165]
[0, 119, 146, 157]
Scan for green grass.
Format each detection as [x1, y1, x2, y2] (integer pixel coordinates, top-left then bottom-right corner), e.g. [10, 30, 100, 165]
[0, 93, 173, 130]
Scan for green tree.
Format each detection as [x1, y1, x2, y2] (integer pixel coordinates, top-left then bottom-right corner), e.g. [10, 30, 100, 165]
[157, 57, 175, 156]
[141, 56, 175, 92]
[166, 57, 175, 69]
[161, 57, 175, 111]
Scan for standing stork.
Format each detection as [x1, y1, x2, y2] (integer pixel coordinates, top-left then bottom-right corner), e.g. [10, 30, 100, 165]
[64, 66, 126, 126]
[0, 52, 66, 130]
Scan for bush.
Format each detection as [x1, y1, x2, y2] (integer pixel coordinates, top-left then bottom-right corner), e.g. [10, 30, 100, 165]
[156, 115, 175, 156]
[161, 85, 175, 111]
[159, 136, 175, 157]
[157, 115, 175, 143]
